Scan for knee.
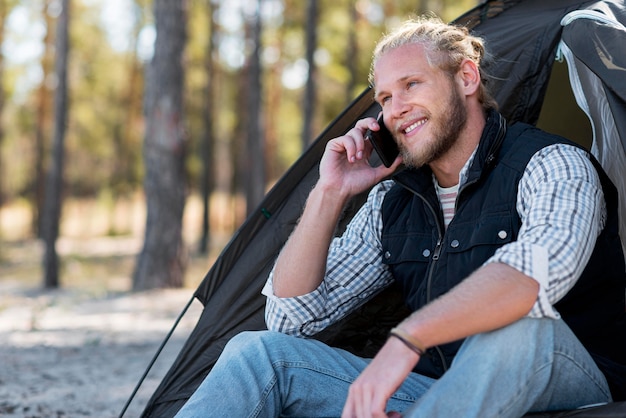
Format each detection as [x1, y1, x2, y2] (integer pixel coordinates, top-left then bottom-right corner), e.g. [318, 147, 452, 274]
[456, 318, 556, 365]
[222, 330, 291, 359]
[474, 317, 554, 345]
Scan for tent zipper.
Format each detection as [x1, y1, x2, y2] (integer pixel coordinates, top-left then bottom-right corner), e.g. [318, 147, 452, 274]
[560, 10, 625, 30]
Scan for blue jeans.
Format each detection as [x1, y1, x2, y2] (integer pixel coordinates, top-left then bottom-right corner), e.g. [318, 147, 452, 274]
[174, 318, 611, 418]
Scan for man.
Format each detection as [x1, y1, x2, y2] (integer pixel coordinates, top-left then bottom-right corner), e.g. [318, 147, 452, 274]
[176, 15, 626, 418]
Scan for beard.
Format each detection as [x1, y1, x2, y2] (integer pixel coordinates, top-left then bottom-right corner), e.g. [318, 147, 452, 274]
[399, 86, 468, 169]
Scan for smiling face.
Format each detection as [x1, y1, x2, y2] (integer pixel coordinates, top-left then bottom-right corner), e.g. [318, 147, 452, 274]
[373, 43, 468, 169]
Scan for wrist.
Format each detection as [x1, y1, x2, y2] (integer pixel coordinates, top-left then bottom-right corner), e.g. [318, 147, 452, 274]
[389, 327, 427, 357]
[384, 331, 421, 368]
[309, 181, 352, 213]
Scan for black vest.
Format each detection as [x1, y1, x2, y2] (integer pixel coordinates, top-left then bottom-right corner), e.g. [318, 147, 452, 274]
[381, 112, 626, 398]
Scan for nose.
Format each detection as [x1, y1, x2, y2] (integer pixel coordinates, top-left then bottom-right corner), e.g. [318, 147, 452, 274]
[388, 94, 411, 120]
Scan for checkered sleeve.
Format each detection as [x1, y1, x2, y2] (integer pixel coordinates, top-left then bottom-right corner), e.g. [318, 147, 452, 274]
[484, 144, 606, 319]
[262, 180, 396, 336]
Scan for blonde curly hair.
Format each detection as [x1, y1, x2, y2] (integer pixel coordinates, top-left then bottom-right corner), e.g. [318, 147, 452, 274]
[369, 15, 498, 111]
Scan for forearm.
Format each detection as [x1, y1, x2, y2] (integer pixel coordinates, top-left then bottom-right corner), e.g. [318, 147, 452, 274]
[489, 144, 604, 318]
[342, 264, 538, 418]
[272, 183, 350, 298]
[397, 262, 539, 350]
[272, 116, 400, 298]
[265, 181, 396, 335]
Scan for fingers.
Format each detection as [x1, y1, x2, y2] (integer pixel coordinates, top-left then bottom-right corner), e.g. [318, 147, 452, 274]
[354, 116, 379, 132]
[342, 381, 389, 418]
[341, 338, 418, 418]
[318, 116, 393, 195]
[328, 118, 380, 163]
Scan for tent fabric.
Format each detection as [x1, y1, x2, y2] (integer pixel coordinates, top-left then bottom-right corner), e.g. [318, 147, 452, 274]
[139, 89, 381, 416]
[557, 1, 626, 256]
[524, 401, 626, 418]
[136, 1, 626, 417]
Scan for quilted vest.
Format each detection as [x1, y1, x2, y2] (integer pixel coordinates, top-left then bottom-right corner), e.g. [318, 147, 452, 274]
[381, 112, 626, 395]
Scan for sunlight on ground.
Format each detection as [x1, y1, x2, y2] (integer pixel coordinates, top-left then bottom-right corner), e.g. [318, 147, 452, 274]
[0, 192, 243, 294]
[0, 193, 247, 417]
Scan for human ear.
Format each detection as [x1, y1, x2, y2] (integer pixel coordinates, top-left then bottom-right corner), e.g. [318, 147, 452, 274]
[457, 59, 481, 96]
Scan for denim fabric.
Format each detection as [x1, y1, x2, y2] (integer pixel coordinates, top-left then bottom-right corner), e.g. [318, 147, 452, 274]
[403, 318, 611, 418]
[175, 318, 610, 418]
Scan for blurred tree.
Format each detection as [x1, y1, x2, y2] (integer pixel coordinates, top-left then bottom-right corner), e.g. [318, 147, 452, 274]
[263, 0, 303, 182]
[345, 2, 359, 106]
[242, 1, 265, 217]
[33, 0, 55, 237]
[41, 0, 70, 289]
[199, 0, 218, 255]
[3, 0, 150, 237]
[133, 0, 187, 290]
[108, 1, 148, 208]
[315, 0, 374, 137]
[301, 0, 318, 147]
[231, 63, 246, 229]
[0, 0, 481, 253]
[0, 0, 8, 215]
[67, 1, 144, 198]
[95, 0, 149, 236]
[262, 7, 283, 185]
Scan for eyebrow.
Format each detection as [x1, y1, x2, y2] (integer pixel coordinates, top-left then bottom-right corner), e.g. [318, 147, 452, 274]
[374, 73, 421, 101]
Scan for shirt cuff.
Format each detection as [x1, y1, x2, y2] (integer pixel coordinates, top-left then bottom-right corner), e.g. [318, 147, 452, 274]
[485, 242, 560, 319]
[262, 272, 329, 328]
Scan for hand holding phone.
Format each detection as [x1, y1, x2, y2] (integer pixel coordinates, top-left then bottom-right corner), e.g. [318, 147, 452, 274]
[365, 114, 399, 168]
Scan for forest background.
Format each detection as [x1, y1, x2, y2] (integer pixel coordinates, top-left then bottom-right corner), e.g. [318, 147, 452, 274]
[0, 0, 478, 293]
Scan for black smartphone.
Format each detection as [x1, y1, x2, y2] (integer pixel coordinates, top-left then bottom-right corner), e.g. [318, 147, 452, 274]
[365, 114, 399, 168]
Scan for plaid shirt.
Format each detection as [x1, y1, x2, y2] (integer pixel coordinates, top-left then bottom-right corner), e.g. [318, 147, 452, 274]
[262, 143, 606, 336]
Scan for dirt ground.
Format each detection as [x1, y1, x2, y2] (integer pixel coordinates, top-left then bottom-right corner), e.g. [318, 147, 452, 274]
[0, 238, 208, 418]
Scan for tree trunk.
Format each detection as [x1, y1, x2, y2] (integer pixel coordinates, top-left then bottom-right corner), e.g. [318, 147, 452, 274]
[232, 66, 246, 229]
[133, 0, 187, 290]
[0, 1, 7, 217]
[33, 1, 55, 237]
[301, 0, 318, 148]
[199, 0, 217, 255]
[244, 3, 265, 217]
[41, 0, 70, 289]
[263, 29, 283, 183]
[346, 3, 358, 105]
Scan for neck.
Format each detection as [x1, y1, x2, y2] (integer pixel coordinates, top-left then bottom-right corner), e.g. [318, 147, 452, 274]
[430, 107, 486, 188]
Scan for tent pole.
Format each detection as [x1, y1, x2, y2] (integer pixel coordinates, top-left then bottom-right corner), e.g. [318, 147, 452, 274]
[118, 294, 197, 418]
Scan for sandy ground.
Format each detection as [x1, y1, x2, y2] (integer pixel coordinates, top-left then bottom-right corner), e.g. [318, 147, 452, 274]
[0, 284, 204, 418]
[0, 237, 208, 418]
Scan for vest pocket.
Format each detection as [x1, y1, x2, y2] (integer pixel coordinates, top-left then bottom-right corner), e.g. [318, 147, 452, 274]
[381, 233, 435, 265]
[444, 212, 514, 253]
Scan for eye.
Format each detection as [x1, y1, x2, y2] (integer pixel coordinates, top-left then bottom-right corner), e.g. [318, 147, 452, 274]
[407, 80, 419, 90]
[377, 95, 391, 106]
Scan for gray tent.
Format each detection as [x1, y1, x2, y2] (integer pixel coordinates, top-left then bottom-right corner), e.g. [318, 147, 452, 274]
[124, 0, 626, 416]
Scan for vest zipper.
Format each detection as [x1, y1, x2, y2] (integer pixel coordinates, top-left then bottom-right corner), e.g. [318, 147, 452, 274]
[390, 112, 507, 375]
[427, 238, 448, 372]
[397, 181, 449, 372]
[395, 182, 443, 303]
[426, 237, 448, 373]
[426, 239, 443, 301]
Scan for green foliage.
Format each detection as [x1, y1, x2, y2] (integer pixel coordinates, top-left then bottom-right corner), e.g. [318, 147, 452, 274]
[0, 0, 480, 221]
